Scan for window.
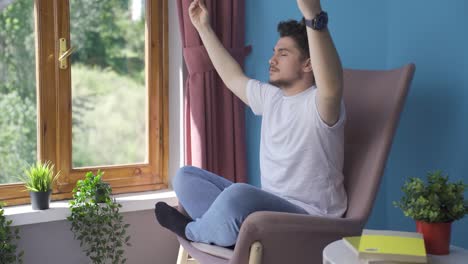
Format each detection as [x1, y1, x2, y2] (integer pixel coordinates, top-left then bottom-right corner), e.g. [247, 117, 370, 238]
[0, 0, 168, 205]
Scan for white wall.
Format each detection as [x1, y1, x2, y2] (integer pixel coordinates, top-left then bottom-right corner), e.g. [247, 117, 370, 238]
[17, 210, 180, 264]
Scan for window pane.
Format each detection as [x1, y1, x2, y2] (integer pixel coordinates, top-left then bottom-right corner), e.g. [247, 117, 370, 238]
[0, 0, 37, 184]
[70, 0, 147, 168]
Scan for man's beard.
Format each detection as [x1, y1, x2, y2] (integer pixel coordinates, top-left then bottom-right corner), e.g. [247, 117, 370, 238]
[268, 79, 294, 89]
[269, 70, 315, 89]
[268, 68, 303, 89]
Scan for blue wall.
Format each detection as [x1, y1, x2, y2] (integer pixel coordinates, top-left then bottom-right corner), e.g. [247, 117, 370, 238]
[244, 0, 468, 248]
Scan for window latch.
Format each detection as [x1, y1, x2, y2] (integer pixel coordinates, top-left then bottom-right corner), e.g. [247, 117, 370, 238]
[58, 38, 75, 69]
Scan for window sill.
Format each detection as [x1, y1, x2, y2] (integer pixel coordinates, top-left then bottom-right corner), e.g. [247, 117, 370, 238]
[4, 189, 177, 226]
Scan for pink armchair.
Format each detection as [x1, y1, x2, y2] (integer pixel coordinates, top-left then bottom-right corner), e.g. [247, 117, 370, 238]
[176, 63, 416, 264]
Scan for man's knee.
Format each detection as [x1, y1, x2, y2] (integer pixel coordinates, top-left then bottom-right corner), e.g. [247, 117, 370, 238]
[219, 183, 253, 210]
[172, 165, 199, 191]
[214, 184, 254, 245]
[225, 183, 252, 193]
[224, 183, 255, 198]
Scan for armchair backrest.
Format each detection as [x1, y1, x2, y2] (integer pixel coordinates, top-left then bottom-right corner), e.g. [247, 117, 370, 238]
[342, 64, 415, 221]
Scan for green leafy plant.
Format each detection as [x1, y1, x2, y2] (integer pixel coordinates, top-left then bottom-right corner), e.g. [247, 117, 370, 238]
[20, 161, 60, 192]
[0, 202, 24, 264]
[394, 170, 468, 223]
[67, 171, 131, 264]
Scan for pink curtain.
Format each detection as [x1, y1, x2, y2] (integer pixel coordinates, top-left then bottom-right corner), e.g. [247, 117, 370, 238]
[176, 0, 250, 183]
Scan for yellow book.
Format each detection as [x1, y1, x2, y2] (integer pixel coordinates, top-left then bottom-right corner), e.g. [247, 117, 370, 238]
[358, 229, 427, 263]
[342, 236, 360, 255]
[343, 236, 417, 264]
[363, 261, 419, 264]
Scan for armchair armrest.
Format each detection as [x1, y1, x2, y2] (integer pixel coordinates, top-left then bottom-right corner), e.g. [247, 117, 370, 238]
[229, 211, 364, 264]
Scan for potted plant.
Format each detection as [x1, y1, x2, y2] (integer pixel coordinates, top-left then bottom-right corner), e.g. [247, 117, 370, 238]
[20, 161, 60, 210]
[67, 171, 131, 264]
[394, 170, 468, 255]
[0, 202, 24, 263]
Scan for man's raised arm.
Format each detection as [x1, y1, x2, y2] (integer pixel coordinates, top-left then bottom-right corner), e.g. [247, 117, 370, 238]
[189, 0, 250, 105]
[297, 0, 344, 126]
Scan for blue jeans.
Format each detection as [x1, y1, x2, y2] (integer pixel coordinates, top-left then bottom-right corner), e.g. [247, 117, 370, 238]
[173, 166, 308, 247]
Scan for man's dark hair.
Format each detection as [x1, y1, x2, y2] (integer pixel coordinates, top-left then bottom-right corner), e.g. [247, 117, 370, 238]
[277, 18, 310, 60]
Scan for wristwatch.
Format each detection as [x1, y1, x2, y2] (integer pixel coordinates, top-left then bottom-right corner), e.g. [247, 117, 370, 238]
[305, 11, 328, 31]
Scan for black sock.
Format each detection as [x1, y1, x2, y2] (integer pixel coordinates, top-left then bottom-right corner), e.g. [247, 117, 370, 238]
[155, 202, 192, 240]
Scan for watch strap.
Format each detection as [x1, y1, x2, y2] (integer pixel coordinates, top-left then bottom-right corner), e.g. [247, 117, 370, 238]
[305, 11, 328, 30]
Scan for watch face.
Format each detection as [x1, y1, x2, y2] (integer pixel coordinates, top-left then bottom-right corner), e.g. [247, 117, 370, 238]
[316, 13, 328, 29]
[307, 11, 328, 30]
[317, 17, 325, 29]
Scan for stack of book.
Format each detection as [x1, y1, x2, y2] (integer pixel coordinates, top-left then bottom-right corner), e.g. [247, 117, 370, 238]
[342, 229, 427, 264]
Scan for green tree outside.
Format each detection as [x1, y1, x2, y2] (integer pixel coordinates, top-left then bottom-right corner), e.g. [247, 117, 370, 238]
[1, 0, 147, 183]
[0, 0, 36, 184]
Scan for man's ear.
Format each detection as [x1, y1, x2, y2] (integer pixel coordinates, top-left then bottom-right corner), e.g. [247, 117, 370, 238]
[303, 58, 313, 73]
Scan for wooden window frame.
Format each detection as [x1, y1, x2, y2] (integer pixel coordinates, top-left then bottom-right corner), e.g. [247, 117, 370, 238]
[0, 0, 169, 205]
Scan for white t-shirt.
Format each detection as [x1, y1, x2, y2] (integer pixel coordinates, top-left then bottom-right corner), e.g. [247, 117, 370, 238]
[246, 79, 347, 217]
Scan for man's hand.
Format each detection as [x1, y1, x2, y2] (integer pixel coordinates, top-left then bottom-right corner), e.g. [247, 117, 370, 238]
[296, 0, 322, 19]
[189, 0, 210, 31]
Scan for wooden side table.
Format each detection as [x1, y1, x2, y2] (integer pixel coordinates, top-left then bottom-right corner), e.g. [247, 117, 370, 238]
[323, 239, 468, 264]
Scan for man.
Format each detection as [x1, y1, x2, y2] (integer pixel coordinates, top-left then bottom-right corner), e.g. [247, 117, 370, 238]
[155, 0, 347, 247]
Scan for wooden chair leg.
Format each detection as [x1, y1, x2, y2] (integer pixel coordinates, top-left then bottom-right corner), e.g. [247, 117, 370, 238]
[248, 241, 263, 264]
[177, 242, 261, 264]
[177, 245, 189, 264]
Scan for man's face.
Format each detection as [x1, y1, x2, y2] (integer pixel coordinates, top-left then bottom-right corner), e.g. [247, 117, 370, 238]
[268, 37, 308, 89]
